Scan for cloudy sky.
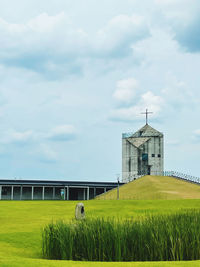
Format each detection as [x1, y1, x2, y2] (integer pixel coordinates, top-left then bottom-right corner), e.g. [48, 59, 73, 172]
[0, 0, 199, 181]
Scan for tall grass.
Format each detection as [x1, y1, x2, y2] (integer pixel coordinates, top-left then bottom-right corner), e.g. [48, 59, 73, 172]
[42, 211, 200, 261]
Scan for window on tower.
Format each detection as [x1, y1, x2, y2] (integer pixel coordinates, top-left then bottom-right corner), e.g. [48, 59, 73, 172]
[158, 154, 161, 157]
[142, 153, 148, 161]
[152, 154, 155, 157]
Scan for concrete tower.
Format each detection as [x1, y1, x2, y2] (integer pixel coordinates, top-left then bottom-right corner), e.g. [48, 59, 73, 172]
[122, 123, 164, 183]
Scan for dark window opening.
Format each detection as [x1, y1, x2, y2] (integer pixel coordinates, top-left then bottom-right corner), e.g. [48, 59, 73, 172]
[158, 154, 161, 158]
[139, 131, 143, 136]
[128, 158, 131, 172]
[148, 166, 151, 175]
[152, 154, 155, 157]
[142, 153, 148, 161]
[2, 188, 7, 195]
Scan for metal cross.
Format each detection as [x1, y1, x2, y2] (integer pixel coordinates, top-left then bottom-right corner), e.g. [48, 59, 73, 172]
[141, 109, 153, 125]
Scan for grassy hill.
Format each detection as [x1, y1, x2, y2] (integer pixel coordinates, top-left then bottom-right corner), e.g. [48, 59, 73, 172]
[96, 175, 200, 200]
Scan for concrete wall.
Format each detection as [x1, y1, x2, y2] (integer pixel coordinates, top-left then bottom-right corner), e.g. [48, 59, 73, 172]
[148, 136, 164, 176]
[122, 133, 164, 182]
[122, 139, 139, 182]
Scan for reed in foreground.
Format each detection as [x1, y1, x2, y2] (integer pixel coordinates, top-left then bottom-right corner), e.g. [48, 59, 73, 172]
[42, 211, 200, 261]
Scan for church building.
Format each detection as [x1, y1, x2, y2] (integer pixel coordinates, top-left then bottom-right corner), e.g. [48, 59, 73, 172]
[122, 111, 164, 183]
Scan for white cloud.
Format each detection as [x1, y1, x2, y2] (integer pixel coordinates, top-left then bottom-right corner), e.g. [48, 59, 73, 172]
[153, 0, 200, 52]
[95, 14, 149, 56]
[27, 12, 66, 32]
[47, 125, 76, 141]
[141, 91, 163, 112]
[0, 12, 88, 74]
[34, 144, 58, 163]
[0, 125, 76, 144]
[193, 129, 200, 140]
[161, 74, 196, 109]
[1, 130, 35, 144]
[0, 12, 150, 76]
[111, 72, 197, 122]
[154, 0, 197, 21]
[111, 90, 163, 121]
[110, 105, 143, 121]
[192, 129, 200, 144]
[132, 29, 179, 64]
[113, 78, 139, 103]
[0, 12, 86, 52]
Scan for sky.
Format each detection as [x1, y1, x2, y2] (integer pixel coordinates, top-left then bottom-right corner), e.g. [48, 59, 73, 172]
[0, 0, 200, 181]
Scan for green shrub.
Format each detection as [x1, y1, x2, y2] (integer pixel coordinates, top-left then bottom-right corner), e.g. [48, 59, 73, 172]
[42, 211, 200, 261]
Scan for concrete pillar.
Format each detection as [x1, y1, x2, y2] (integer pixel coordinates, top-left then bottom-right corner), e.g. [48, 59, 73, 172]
[42, 186, 45, 200]
[66, 186, 69, 200]
[0, 186, 2, 200]
[31, 186, 34, 200]
[83, 188, 85, 200]
[94, 187, 96, 198]
[11, 186, 14, 200]
[20, 186, 23, 200]
[53, 187, 55, 200]
[63, 188, 66, 200]
[87, 187, 89, 200]
[104, 187, 106, 193]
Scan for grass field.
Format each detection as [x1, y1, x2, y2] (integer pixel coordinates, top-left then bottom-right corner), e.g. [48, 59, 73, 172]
[96, 176, 200, 200]
[0, 199, 200, 266]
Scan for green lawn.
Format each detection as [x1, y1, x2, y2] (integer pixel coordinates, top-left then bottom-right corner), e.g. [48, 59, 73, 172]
[1, 200, 200, 266]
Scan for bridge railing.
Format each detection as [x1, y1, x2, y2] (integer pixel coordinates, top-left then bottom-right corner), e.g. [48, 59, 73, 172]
[163, 171, 200, 184]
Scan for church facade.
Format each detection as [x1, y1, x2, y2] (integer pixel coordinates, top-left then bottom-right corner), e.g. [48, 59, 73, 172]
[122, 124, 164, 182]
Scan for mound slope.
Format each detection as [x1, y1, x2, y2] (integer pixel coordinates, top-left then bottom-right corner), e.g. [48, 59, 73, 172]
[96, 175, 200, 200]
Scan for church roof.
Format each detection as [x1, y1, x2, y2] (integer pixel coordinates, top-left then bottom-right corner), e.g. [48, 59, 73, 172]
[127, 137, 150, 148]
[130, 124, 163, 138]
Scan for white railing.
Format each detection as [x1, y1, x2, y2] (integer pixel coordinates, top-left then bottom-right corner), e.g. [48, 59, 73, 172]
[122, 171, 200, 184]
[163, 171, 200, 184]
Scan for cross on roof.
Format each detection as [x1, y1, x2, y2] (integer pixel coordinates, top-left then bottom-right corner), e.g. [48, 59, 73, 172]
[141, 109, 153, 125]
